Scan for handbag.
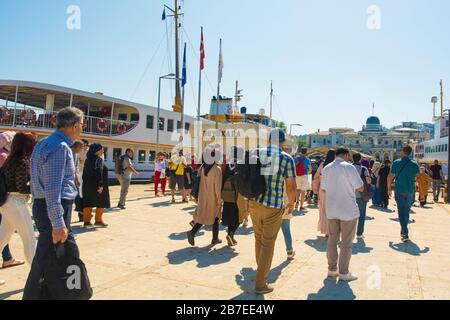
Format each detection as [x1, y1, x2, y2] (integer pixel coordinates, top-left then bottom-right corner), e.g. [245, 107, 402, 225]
[191, 166, 202, 200]
[39, 243, 93, 300]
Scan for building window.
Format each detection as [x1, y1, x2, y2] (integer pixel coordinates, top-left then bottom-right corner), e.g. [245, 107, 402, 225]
[118, 113, 127, 122]
[131, 114, 140, 122]
[146, 115, 154, 129]
[113, 148, 122, 162]
[167, 119, 174, 132]
[159, 117, 165, 131]
[138, 150, 146, 163]
[148, 151, 156, 162]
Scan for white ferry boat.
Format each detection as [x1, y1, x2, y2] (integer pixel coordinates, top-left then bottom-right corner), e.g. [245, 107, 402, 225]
[0, 80, 209, 182]
[416, 112, 449, 174]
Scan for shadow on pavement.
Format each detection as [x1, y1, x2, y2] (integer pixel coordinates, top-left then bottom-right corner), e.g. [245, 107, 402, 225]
[389, 218, 416, 224]
[169, 231, 205, 241]
[0, 289, 24, 300]
[167, 245, 238, 268]
[235, 227, 254, 236]
[307, 278, 356, 300]
[304, 237, 328, 252]
[389, 241, 430, 256]
[150, 201, 173, 208]
[71, 226, 98, 236]
[352, 238, 374, 255]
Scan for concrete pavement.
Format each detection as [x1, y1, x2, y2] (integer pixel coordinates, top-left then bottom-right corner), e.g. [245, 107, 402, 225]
[1, 184, 450, 300]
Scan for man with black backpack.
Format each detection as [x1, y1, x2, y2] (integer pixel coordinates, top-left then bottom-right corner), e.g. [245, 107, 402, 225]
[352, 153, 372, 240]
[115, 149, 138, 210]
[388, 146, 420, 243]
[244, 129, 297, 295]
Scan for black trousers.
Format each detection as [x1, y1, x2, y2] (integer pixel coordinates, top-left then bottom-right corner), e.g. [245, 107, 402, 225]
[191, 218, 220, 240]
[23, 199, 79, 300]
[380, 184, 389, 208]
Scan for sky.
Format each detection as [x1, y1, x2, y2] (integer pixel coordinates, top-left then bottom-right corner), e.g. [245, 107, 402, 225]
[0, 0, 449, 135]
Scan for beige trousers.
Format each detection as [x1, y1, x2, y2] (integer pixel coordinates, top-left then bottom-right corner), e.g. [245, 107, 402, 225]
[248, 200, 284, 288]
[327, 218, 358, 275]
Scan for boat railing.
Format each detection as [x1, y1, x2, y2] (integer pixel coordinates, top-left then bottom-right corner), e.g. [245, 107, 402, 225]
[0, 106, 137, 137]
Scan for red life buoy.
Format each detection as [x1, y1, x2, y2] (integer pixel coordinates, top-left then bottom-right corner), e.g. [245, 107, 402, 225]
[50, 114, 57, 127]
[96, 119, 109, 133]
[20, 110, 36, 125]
[116, 122, 127, 135]
[0, 108, 12, 123]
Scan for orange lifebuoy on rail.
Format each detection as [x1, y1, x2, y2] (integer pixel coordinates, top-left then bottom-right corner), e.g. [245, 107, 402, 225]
[96, 119, 109, 134]
[116, 122, 127, 135]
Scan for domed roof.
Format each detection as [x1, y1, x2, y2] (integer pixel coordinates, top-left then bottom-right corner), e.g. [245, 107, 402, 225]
[366, 116, 381, 126]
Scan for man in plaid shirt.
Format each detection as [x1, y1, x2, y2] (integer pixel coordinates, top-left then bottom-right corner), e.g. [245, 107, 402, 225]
[249, 129, 297, 295]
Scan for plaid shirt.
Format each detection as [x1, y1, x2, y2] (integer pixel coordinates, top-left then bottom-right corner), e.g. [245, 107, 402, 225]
[256, 145, 296, 208]
[31, 130, 78, 229]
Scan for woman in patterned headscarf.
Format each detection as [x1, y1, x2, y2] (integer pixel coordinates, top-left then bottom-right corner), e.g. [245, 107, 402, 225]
[82, 143, 110, 228]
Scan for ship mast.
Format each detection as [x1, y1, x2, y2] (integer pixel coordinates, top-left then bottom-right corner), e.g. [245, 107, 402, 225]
[441, 79, 444, 116]
[165, 0, 183, 113]
[269, 81, 273, 120]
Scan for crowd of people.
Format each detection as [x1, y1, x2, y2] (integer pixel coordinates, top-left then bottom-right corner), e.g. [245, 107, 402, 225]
[0, 106, 444, 296]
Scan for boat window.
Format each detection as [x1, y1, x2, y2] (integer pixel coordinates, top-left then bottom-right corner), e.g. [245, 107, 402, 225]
[167, 119, 174, 132]
[113, 148, 122, 162]
[118, 113, 127, 122]
[103, 147, 109, 161]
[138, 150, 146, 163]
[159, 117, 165, 131]
[131, 114, 139, 122]
[148, 151, 156, 162]
[177, 121, 182, 130]
[146, 115, 154, 129]
[185, 123, 191, 132]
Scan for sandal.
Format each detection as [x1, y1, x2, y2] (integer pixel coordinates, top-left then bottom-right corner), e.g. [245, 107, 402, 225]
[2, 259, 25, 269]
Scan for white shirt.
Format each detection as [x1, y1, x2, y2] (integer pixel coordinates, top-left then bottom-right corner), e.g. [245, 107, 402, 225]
[321, 158, 364, 221]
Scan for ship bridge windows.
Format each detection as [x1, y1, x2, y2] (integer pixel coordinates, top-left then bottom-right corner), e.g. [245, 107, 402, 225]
[149, 151, 156, 162]
[146, 115, 154, 129]
[118, 113, 128, 122]
[131, 113, 139, 123]
[168, 119, 174, 132]
[159, 117, 165, 131]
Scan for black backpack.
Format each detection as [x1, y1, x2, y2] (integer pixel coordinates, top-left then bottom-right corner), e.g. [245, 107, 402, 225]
[114, 155, 125, 175]
[235, 150, 266, 199]
[0, 169, 9, 207]
[39, 243, 93, 300]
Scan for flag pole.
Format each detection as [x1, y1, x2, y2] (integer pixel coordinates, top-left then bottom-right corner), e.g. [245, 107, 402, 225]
[197, 27, 204, 122]
[215, 38, 222, 130]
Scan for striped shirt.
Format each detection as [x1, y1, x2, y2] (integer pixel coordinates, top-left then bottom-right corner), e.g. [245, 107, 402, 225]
[256, 145, 296, 209]
[30, 130, 78, 229]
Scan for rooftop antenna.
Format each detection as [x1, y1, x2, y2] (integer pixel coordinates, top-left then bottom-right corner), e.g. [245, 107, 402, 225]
[372, 103, 375, 115]
[441, 79, 444, 116]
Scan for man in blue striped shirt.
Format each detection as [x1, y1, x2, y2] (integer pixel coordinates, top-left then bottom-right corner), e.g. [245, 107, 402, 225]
[249, 129, 297, 295]
[23, 107, 84, 300]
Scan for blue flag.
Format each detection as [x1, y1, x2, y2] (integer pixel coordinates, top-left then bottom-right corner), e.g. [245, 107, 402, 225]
[182, 43, 187, 87]
[162, 8, 166, 21]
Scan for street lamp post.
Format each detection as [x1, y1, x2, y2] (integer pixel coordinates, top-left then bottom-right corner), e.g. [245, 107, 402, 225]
[157, 73, 181, 155]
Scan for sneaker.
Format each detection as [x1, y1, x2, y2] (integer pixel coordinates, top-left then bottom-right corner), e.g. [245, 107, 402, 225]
[226, 234, 234, 247]
[356, 235, 365, 240]
[287, 251, 296, 261]
[254, 284, 274, 295]
[401, 234, 410, 243]
[94, 221, 109, 228]
[211, 239, 223, 246]
[339, 272, 358, 282]
[243, 219, 249, 228]
[118, 204, 126, 210]
[328, 270, 339, 278]
[187, 231, 195, 246]
[83, 222, 94, 229]
[0, 279, 5, 286]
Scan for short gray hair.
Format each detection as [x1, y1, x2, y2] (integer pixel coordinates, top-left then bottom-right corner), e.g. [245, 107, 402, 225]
[56, 107, 85, 129]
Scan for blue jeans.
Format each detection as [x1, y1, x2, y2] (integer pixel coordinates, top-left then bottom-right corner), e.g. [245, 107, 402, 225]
[0, 214, 13, 261]
[395, 192, 415, 236]
[356, 198, 367, 236]
[281, 219, 293, 252]
[23, 199, 79, 300]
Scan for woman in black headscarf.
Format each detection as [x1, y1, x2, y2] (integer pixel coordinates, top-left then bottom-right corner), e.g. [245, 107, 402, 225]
[82, 143, 110, 228]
